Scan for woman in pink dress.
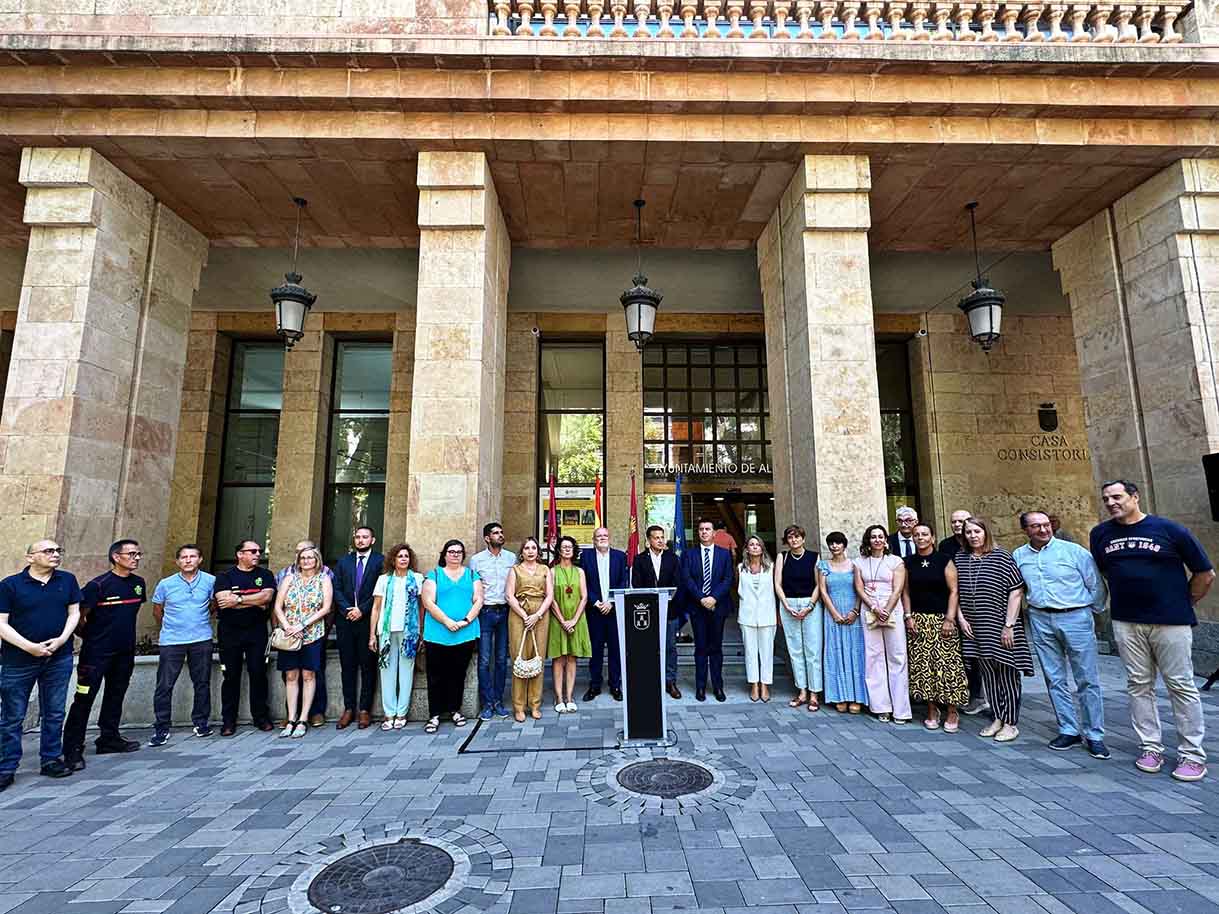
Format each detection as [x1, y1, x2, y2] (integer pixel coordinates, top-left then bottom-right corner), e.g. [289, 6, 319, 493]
[853, 524, 911, 723]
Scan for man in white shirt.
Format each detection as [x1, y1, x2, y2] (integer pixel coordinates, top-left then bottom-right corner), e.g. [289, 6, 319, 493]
[888, 506, 918, 558]
[470, 522, 516, 720]
[631, 525, 682, 698]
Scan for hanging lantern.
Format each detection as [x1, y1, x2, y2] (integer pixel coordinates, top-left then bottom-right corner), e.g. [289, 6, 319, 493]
[271, 197, 317, 350]
[958, 201, 1005, 352]
[620, 199, 663, 351]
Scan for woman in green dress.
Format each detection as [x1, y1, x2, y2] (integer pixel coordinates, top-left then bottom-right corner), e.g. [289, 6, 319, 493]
[547, 535, 590, 714]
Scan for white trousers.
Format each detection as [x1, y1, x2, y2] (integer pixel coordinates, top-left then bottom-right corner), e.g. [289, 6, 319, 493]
[741, 624, 776, 685]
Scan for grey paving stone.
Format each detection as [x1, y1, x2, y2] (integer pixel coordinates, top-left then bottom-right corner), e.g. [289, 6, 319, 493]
[559, 874, 625, 900]
[738, 877, 815, 905]
[626, 872, 695, 897]
[509, 888, 559, 914]
[687, 850, 756, 883]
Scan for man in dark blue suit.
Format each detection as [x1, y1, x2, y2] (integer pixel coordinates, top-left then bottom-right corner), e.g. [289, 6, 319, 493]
[332, 526, 383, 729]
[631, 524, 684, 699]
[580, 527, 629, 702]
[680, 518, 735, 702]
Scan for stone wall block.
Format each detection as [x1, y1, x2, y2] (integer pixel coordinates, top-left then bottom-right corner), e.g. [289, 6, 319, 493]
[22, 186, 100, 228]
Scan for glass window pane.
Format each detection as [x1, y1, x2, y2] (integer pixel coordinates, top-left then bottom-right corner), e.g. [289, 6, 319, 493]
[666, 347, 687, 365]
[644, 415, 664, 441]
[690, 391, 713, 415]
[335, 343, 392, 411]
[692, 444, 713, 466]
[644, 347, 663, 365]
[644, 367, 664, 389]
[539, 413, 604, 484]
[323, 486, 385, 565]
[644, 391, 664, 411]
[231, 344, 284, 411]
[215, 486, 274, 565]
[542, 345, 604, 410]
[740, 417, 762, 440]
[644, 444, 664, 468]
[716, 416, 738, 439]
[738, 347, 758, 364]
[221, 414, 279, 483]
[666, 416, 689, 441]
[714, 346, 734, 365]
[714, 366, 735, 388]
[739, 390, 763, 412]
[741, 444, 763, 465]
[669, 443, 691, 465]
[666, 366, 688, 387]
[690, 366, 712, 389]
[716, 442, 738, 464]
[739, 367, 760, 389]
[330, 415, 389, 484]
[689, 347, 711, 365]
[715, 392, 735, 412]
[688, 418, 711, 443]
[668, 392, 688, 412]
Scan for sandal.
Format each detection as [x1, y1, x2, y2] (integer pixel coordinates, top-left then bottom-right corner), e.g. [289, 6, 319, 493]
[424, 717, 439, 734]
[452, 713, 467, 727]
[530, 709, 543, 720]
[393, 717, 406, 729]
[835, 703, 848, 713]
[380, 719, 394, 731]
[807, 698, 820, 712]
[789, 692, 807, 709]
[848, 703, 862, 714]
[514, 711, 526, 723]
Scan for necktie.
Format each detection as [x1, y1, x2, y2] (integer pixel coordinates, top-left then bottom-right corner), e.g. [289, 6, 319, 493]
[702, 547, 711, 595]
[902, 538, 910, 557]
[355, 554, 365, 594]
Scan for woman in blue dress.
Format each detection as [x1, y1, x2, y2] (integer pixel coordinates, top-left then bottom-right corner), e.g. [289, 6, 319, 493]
[818, 530, 869, 712]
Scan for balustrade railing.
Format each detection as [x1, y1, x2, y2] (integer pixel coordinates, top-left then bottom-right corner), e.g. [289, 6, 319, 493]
[488, 0, 1188, 42]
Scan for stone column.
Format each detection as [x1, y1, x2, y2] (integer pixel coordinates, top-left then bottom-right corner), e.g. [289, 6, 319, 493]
[406, 151, 510, 567]
[502, 311, 539, 549]
[0, 148, 206, 580]
[606, 310, 643, 547]
[268, 312, 334, 564]
[757, 154, 887, 546]
[382, 309, 417, 545]
[1053, 158, 1219, 630]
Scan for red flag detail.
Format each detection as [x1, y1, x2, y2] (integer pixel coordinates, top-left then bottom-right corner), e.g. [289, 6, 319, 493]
[626, 472, 639, 567]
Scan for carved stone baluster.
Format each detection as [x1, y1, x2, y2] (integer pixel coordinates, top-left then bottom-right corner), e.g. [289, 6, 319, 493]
[999, 2, 1022, 39]
[1160, 2, 1183, 41]
[703, 0, 724, 34]
[587, 0, 606, 33]
[539, 0, 559, 34]
[817, 0, 839, 36]
[726, 0, 747, 34]
[909, 0, 931, 36]
[931, 0, 953, 37]
[887, 1, 909, 37]
[795, 0, 817, 35]
[1022, 2, 1044, 39]
[977, 0, 999, 36]
[841, 0, 861, 35]
[865, 1, 886, 37]
[1045, 2, 1067, 38]
[657, 0, 677, 34]
[749, 0, 769, 35]
[1067, 2, 1090, 37]
[633, 0, 653, 35]
[1132, 3, 1156, 40]
[774, 0, 795, 35]
[955, 3, 977, 38]
[1113, 3, 1138, 38]
[516, 0, 536, 34]
[563, 0, 582, 35]
[1089, 3, 1115, 40]
[609, 0, 629, 35]
[678, 0, 698, 33]
[493, 0, 512, 34]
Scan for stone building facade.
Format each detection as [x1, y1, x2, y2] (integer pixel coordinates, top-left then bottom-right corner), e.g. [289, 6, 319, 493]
[0, 2, 1217, 654]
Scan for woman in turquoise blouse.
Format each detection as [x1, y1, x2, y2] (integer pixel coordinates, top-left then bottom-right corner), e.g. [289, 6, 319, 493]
[420, 538, 483, 734]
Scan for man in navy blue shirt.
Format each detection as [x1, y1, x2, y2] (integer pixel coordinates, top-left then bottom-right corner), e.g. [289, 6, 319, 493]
[214, 540, 276, 736]
[62, 539, 146, 770]
[1090, 479, 1214, 782]
[0, 540, 81, 790]
[679, 518, 735, 703]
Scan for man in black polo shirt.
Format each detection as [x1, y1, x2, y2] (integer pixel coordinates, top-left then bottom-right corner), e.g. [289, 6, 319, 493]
[62, 538, 146, 770]
[214, 540, 276, 736]
[0, 540, 82, 791]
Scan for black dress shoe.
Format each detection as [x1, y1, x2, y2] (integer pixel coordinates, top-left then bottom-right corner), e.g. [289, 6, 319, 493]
[611, 688, 623, 701]
[64, 756, 86, 772]
[714, 688, 726, 702]
[582, 687, 600, 702]
[220, 724, 237, 737]
[96, 737, 140, 754]
[40, 759, 72, 779]
[666, 683, 682, 699]
[0, 774, 13, 792]
[696, 689, 706, 702]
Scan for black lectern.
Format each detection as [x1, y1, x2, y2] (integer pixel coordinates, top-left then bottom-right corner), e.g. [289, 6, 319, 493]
[611, 586, 676, 742]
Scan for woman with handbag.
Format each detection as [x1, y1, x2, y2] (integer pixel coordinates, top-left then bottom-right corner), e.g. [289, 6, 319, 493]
[853, 525, 911, 723]
[369, 543, 424, 731]
[272, 546, 332, 738]
[505, 537, 552, 722]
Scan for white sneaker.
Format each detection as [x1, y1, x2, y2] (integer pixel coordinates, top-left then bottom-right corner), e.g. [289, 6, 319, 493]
[555, 703, 566, 714]
[565, 702, 578, 713]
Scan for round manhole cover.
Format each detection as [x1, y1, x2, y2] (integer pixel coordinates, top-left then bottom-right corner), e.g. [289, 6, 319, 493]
[617, 759, 714, 799]
[306, 839, 454, 914]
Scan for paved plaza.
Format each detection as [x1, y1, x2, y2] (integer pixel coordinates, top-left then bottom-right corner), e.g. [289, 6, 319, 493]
[2, 655, 1219, 914]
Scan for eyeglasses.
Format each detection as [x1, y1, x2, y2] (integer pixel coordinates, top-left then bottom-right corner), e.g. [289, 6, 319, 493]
[240, 548, 262, 554]
[31, 547, 65, 556]
[118, 551, 144, 558]
[445, 549, 464, 555]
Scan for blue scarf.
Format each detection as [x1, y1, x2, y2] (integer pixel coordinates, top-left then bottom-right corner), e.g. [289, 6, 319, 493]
[378, 572, 420, 667]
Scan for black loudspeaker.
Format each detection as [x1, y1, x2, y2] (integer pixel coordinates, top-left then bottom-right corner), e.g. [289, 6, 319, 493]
[1203, 453, 1219, 522]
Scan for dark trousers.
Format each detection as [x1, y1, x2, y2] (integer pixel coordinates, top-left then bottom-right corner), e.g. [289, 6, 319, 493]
[426, 641, 475, 718]
[690, 609, 726, 691]
[63, 649, 135, 758]
[154, 640, 213, 733]
[966, 658, 983, 702]
[0, 649, 73, 775]
[218, 625, 269, 726]
[587, 608, 621, 690]
[310, 641, 328, 716]
[477, 605, 509, 709]
[336, 614, 376, 713]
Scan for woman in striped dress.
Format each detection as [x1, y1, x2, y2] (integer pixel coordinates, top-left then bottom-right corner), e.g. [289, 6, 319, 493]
[951, 516, 1032, 743]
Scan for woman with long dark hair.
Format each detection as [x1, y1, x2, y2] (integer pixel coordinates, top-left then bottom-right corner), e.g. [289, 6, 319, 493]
[854, 524, 910, 723]
[819, 531, 868, 713]
[420, 539, 483, 733]
[369, 543, 424, 730]
[547, 535, 590, 713]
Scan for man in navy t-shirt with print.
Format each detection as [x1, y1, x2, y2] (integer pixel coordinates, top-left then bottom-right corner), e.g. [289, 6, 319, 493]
[1090, 479, 1214, 782]
[214, 540, 276, 736]
[62, 538, 146, 770]
[0, 540, 81, 790]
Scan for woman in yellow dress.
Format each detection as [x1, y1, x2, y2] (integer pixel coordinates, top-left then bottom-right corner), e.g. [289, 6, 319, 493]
[547, 535, 591, 714]
[505, 537, 552, 722]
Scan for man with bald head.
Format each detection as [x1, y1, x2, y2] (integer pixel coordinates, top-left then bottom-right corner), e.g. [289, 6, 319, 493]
[0, 540, 82, 790]
[939, 510, 972, 559]
[579, 527, 629, 702]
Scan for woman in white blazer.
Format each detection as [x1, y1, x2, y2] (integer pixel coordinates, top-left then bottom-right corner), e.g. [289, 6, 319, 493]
[738, 535, 779, 702]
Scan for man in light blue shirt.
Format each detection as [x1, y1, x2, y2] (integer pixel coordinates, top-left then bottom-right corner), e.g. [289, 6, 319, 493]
[1013, 511, 1108, 760]
[469, 522, 515, 720]
[149, 544, 216, 746]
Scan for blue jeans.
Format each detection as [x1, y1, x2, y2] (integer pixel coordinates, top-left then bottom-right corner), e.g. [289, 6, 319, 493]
[1028, 607, 1104, 741]
[0, 649, 74, 775]
[478, 605, 509, 709]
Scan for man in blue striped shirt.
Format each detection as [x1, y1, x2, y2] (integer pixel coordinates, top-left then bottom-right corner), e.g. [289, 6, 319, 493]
[1014, 511, 1108, 760]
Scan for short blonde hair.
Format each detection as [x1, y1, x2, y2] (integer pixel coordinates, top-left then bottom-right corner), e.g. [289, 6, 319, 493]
[295, 546, 324, 572]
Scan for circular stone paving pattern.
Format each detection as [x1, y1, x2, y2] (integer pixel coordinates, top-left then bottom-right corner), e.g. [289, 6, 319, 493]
[306, 840, 454, 914]
[617, 759, 715, 799]
[578, 748, 757, 816]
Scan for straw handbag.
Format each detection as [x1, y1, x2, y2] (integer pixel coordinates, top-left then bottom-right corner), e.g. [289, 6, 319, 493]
[513, 626, 543, 679]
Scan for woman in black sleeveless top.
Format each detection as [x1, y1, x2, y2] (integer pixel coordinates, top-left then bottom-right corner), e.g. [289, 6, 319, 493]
[773, 524, 823, 711]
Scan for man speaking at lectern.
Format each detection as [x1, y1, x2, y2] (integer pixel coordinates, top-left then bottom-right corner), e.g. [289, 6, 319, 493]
[680, 518, 735, 703]
[631, 525, 683, 699]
